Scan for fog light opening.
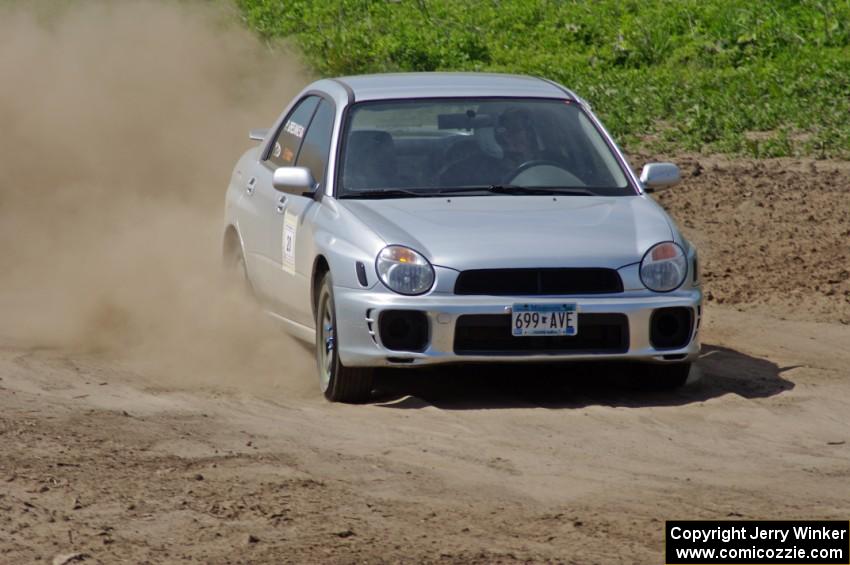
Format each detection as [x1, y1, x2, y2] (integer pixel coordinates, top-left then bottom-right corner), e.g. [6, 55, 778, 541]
[378, 310, 429, 352]
[650, 307, 693, 350]
[657, 313, 681, 337]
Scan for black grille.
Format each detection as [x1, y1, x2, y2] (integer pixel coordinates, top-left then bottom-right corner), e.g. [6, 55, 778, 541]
[454, 313, 629, 355]
[454, 268, 623, 295]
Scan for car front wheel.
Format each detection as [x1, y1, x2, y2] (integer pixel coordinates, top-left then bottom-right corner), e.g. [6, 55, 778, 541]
[315, 272, 375, 403]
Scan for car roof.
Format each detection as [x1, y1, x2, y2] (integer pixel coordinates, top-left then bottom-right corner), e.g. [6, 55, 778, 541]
[331, 72, 575, 102]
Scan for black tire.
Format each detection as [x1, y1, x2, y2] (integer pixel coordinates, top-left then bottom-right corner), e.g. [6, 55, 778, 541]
[315, 272, 374, 403]
[634, 362, 691, 391]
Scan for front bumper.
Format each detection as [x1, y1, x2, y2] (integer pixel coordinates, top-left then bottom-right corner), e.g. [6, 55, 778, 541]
[333, 286, 703, 367]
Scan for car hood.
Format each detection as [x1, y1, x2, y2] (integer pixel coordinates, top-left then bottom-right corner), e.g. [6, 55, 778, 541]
[339, 195, 674, 270]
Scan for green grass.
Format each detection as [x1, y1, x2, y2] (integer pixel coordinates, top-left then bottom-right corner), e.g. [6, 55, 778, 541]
[236, 0, 850, 158]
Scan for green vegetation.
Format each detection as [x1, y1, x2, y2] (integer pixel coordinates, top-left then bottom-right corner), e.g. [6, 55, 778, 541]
[236, 0, 850, 157]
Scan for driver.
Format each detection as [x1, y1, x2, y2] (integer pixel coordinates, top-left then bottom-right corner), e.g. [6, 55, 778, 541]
[439, 107, 547, 186]
[493, 107, 541, 169]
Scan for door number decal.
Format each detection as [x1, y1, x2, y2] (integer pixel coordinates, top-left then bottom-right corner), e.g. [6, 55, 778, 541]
[282, 211, 297, 274]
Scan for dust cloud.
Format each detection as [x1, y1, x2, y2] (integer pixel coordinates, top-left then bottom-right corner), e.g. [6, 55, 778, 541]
[0, 0, 314, 392]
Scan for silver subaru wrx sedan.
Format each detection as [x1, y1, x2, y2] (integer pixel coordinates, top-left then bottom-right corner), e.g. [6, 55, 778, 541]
[223, 73, 702, 403]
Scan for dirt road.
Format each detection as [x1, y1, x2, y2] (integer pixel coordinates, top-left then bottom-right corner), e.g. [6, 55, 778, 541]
[1, 2, 849, 563]
[2, 306, 849, 563]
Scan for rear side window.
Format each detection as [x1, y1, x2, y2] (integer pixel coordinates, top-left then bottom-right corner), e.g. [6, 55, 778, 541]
[295, 100, 335, 189]
[267, 96, 319, 168]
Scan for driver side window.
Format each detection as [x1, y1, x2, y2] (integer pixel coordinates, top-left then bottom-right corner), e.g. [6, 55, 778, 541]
[295, 99, 335, 190]
[267, 96, 319, 168]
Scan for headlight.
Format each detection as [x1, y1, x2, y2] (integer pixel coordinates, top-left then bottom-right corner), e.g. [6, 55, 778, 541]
[376, 245, 435, 295]
[640, 242, 688, 292]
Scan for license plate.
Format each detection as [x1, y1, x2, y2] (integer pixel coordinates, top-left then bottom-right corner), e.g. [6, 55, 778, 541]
[511, 303, 578, 337]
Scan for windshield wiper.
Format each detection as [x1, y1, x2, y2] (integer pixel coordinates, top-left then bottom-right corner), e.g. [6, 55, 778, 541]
[438, 185, 594, 196]
[340, 186, 595, 199]
[339, 188, 440, 199]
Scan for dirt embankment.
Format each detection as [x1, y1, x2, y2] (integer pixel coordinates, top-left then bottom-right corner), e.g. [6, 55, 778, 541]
[1, 2, 849, 564]
[641, 154, 850, 324]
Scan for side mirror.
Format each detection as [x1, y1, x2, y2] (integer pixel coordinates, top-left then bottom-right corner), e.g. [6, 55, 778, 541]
[272, 166, 317, 196]
[639, 162, 680, 192]
[248, 128, 268, 142]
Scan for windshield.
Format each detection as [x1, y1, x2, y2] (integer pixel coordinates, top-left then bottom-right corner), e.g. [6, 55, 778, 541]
[337, 98, 634, 198]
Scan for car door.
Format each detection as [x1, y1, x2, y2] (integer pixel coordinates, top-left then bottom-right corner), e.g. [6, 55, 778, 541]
[242, 95, 320, 307]
[273, 98, 336, 326]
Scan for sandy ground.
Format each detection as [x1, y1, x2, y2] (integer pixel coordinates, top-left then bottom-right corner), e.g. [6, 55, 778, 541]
[1, 1, 849, 563]
[2, 304, 850, 563]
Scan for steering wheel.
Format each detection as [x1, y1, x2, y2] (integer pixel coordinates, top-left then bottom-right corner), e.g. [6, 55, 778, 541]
[502, 160, 583, 186]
